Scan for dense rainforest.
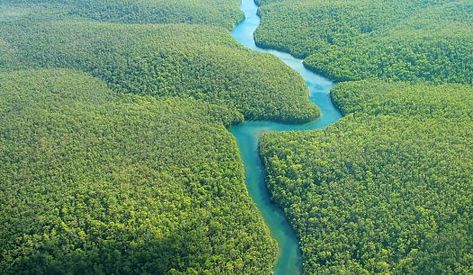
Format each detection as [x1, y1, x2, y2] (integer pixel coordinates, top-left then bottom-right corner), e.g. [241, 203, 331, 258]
[331, 81, 473, 120]
[0, 20, 318, 123]
[260, 81, 473, 273]
[255, 0, 473, 84]
[255, 1, 473, 273]
[0, 69, 277, 273]
[1, 0, 472, 274]
[0, 0, 241, 29]
[0, 1, 289, 273]
[261, 115, 473, 274]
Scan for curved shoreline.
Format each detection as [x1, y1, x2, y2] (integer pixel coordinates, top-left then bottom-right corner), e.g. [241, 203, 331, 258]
[230, 0, 343, 274]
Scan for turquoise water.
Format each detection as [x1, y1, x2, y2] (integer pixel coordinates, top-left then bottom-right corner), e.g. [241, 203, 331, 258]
[230, 0, 342, 274]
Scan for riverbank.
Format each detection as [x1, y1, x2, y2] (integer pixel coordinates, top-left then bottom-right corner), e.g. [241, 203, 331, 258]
[230, 0, 342, 273]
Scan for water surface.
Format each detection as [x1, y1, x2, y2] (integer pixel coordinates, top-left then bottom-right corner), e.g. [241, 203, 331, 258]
[230, 0, 342, 273]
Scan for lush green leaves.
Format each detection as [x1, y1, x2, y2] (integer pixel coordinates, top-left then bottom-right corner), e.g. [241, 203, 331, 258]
[256, 3, 473, 271]
[2, 0, 472, 274]
[0, 0, 242, 29]
[0, 1, 324, 272]
[0, 21, 318, 123]
[261, 116, 473, 274]
[332, 81, 473, 120]
[0, 69, 277, 274]
[260, 81, 473, 274]
[73, 0, 242, 30]
[256, 0, 473, 84]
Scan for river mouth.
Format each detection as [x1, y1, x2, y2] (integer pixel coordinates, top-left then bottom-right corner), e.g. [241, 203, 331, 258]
[230, 0, 342, 274]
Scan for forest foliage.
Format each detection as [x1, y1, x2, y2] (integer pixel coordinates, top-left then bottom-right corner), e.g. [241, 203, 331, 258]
[261, 115, 473, 274]
[0, 20, 318, 123]
[1, 0, 472, 274]
[332, 81, 473, 120]
[0, 0, 326, 272]
[0, 0, 242, 29]
[256, 2, 473, 272]
[0, 69, 277, 274]
[256, 0, 473, 84]
[260, 80, 473, 274]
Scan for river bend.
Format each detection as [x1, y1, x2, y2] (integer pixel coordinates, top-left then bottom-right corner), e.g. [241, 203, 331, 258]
[230, 0, 342, 274]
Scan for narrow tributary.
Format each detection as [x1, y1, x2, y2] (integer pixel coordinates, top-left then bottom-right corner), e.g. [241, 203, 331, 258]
[230, 0, 342, 273]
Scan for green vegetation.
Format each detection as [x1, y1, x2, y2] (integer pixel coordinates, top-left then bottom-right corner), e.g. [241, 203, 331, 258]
[0, 0, 242, 29]
[0, 69, 277, 274]
[0, 21, 318, 123]
[332, 81, 473, 120]
[2, 0, 472, 274]
[0, 1, 323, 273]
[72, 0, 242, 29]
[0, 4, 71, 23]
[260, 81, 473, 273]
[256, 3, 473, 271]
[256, 0, 473, 84]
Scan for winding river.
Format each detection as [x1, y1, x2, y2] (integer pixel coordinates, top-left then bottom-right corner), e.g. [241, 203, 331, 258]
[230, 0, 342, 274]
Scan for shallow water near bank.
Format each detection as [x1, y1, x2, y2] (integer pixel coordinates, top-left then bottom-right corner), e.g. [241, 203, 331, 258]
[230, 0, 342, 274]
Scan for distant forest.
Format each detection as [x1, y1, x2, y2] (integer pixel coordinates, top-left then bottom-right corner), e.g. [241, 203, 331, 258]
[256, 0, 473, 84]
